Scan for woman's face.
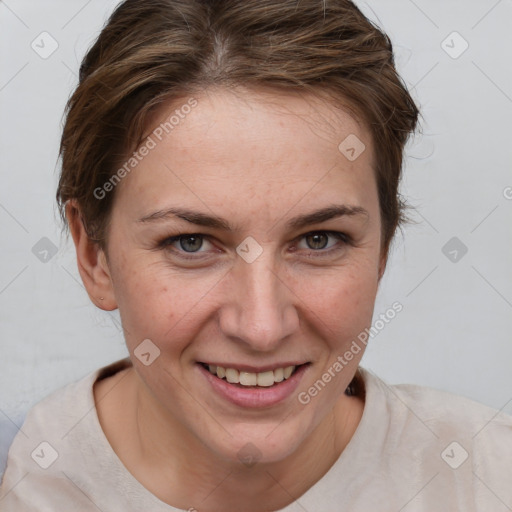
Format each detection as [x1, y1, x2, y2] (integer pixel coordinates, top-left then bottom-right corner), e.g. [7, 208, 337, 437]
[104, 87, 384, 463]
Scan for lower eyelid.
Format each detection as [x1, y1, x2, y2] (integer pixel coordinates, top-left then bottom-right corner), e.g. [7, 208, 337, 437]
[296, 232, 350, 255]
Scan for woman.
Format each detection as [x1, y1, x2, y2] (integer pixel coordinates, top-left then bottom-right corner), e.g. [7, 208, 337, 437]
[1, 0, 510, 510]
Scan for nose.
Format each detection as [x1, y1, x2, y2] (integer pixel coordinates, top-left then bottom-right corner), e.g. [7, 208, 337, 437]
[218, 254, 299, 352]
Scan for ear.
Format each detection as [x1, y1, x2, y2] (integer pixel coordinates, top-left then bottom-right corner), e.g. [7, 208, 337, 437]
[66, 200, 117, 311]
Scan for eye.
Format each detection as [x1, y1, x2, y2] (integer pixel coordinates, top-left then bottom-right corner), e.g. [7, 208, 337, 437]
[159, 230, 351, 261]
[296, 231, 350, 257]
[159, 233, 215, 260]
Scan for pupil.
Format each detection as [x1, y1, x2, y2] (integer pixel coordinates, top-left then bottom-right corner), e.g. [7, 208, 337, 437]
[180, 235, 202, 252]
[307, 233, 327, 250]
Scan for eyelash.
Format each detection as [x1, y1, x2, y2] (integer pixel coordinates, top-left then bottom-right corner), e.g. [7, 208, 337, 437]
[158, 231, 352, 261]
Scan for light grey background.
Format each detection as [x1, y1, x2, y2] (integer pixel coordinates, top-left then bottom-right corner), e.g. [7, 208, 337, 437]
[1, 0, 511, 478]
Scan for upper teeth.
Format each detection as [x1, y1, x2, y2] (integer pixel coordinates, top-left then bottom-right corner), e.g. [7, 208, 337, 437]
[207, 364, 296, 387]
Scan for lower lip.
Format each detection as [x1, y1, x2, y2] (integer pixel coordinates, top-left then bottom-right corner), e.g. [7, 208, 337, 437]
[197, 363, 310, 408]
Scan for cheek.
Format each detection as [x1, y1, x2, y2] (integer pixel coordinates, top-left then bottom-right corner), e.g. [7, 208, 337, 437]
[296, 264, 379, 343]
[111, 259, 219, 351]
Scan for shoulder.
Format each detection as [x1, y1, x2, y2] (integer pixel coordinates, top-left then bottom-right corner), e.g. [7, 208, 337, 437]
[389, 376, 512, 462]
[361, 367, 512, 429]
[358, 368, 512, 507]
[6, 358, 131, 443]
[0, 358, 132, 510]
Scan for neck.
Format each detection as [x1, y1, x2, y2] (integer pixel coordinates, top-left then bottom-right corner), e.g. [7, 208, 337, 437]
[127, 369, 365, 511]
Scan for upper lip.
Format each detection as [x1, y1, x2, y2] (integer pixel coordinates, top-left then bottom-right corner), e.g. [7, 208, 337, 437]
[199, 361, 310, 373]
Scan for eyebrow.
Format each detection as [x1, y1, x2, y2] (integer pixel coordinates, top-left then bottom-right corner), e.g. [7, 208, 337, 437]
[137, 204, 369, 231]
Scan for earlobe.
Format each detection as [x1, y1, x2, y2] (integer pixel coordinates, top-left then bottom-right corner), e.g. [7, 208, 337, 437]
[66, 200, 117, 311]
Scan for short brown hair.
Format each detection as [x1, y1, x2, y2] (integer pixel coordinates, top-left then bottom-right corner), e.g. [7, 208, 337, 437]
[57, 0, 420, 257]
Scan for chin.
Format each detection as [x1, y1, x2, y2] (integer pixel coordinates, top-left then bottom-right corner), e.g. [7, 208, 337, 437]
[202, 419, 311, 467]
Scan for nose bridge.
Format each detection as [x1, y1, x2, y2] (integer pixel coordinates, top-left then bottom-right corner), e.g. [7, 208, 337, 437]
[220, 252, 298, 350]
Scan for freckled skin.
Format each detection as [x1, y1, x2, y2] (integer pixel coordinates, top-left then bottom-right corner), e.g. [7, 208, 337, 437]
[77, 86, 386, 511]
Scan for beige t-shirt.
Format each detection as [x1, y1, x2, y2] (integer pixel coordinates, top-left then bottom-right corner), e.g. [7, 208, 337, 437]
[1, 358, 511, 511]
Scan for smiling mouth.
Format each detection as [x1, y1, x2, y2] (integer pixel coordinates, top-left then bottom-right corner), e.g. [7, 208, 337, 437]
[199, 362, 309, 388]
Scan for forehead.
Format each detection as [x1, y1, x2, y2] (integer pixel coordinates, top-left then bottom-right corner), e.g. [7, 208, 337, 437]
[114, 86, 376, 221]
[152, 86, 372, 168]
